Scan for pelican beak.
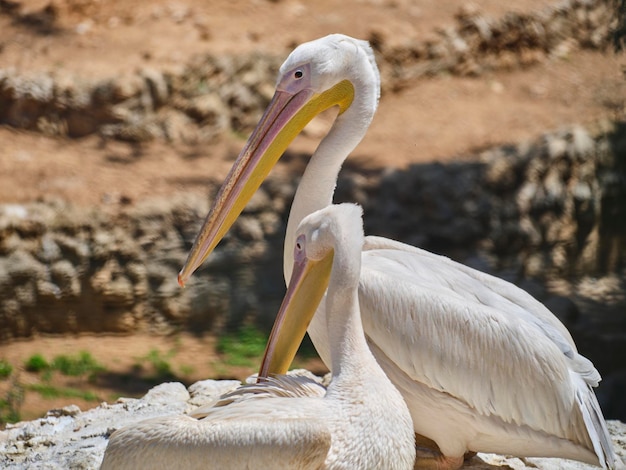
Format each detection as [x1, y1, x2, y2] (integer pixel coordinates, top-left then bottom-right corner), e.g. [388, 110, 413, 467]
[178, 80, 354, 286]
[258, 240, 334, 378]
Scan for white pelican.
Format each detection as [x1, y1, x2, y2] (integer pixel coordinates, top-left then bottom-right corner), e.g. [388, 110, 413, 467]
[178, 34, 622, 469]
[101, 203, 416, 470]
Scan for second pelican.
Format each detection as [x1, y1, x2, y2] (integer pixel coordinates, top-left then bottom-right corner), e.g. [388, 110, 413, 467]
[100, 204, 415, 470]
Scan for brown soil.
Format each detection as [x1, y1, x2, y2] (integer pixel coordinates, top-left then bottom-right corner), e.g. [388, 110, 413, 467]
[0, 333, 326, 422]
[0, 0, 624, 422]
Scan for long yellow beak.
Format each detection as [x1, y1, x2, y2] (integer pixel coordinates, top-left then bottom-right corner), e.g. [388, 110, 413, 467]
[258, 241, 333, 378]
[258, 242, 333, 380]
[178, 80, 354, 286]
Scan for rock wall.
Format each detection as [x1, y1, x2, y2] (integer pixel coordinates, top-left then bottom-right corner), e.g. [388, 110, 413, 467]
[0, 186, 292, 338]
[2, 124, 624, 339]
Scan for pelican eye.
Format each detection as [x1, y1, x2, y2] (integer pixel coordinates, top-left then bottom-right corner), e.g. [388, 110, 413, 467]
[294, 69, 304, 79]
[294, 234, 306, 258]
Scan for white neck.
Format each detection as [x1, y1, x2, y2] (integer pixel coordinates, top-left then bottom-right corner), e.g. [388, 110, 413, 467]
[322, 233, 374, 383]
[326, 288, 369, 378]
[283, 80, 378, 281]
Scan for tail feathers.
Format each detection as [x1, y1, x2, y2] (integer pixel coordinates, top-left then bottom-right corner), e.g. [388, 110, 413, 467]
[574, 373, 622, 469]
[571, 353, 602, 387]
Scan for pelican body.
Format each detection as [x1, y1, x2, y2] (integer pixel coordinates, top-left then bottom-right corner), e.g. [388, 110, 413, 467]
[178, 34, 622, 469]
[101, 204, 416, 470]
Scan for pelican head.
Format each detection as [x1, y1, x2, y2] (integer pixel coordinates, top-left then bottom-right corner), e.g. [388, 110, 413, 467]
[178, 34, 379, 286]
[259, 203, 364, 377]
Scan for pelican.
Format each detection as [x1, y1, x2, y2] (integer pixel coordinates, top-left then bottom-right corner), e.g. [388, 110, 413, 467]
[101, 204, 416, 470]
[178, 34, 622, 469]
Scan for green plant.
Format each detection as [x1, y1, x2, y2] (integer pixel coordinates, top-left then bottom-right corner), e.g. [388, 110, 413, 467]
[144, 349, 172, 377]
[51, 351, 104, 376]
[217, 325, 267, 367]
[134, 349, 176, 380]
[0, 359, 12, 379]
[25, 351, 105, 381]
[0, 377, 24, 425]
[179, 364, 195, 376]
[41, 369, 53, 383]
[0, 398, 20, 425]
[51, 351, 105, 378]
[26, 383, 99, 401]
[24, 353, 49, 372]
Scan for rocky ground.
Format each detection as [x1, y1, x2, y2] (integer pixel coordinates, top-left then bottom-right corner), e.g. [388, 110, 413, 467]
[0, 377, 625, 469]
[0, 0, 625, 438]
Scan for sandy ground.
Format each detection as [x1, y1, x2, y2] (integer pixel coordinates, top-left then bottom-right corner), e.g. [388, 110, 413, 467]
[0, 0, 625, 421]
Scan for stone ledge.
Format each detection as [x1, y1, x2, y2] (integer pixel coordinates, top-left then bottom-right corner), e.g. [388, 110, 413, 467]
[1, 379, 624, 469]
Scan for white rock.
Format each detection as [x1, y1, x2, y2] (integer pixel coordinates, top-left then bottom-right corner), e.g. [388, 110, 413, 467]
[0, 379, 624, 469]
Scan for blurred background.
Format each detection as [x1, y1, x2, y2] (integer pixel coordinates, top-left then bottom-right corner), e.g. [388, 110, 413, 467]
[0, 0, 625, 426]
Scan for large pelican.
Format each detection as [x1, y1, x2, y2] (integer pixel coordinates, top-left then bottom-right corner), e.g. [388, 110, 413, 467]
[101, 204, 416, 470]
[178, 34, 622, 469]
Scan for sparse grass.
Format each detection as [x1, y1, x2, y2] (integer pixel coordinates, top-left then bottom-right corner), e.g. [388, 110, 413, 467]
[25, 383, 99, 401]
[0, 359, 12, 379]
[51, 351, 105, 379]
[0, 398, 21, 424]
[132, 340, 198, 381]
[41, 369, 53, 383]
[212, 327, 320, 374]
[144, 349, 173, 377]
[25, 352, 105, 381]
[133, 348, 176, 380]
[0, 351, 116, 428]
[216, 325, 267, 367]
[179, 364, 195, 376]
[0, 377, 23, 425]
[5, 351, 107, 425]
[2, 335, 319, 426]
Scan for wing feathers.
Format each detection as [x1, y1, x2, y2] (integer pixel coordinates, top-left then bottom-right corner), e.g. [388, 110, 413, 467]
[359, 242, 604, 443]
